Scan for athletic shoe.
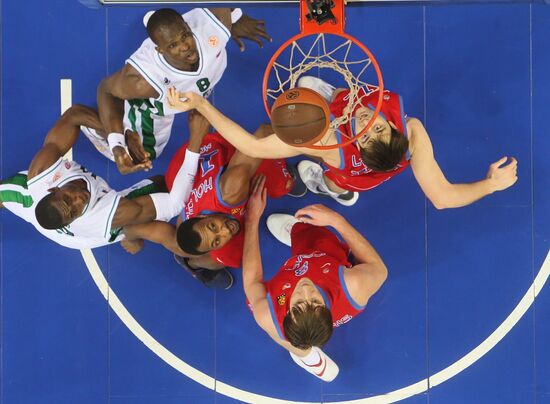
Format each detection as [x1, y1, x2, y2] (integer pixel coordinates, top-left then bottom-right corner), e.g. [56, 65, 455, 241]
[297, 76, 336, 103]
[332, 190, 359, 206]
[266, 214, 299, 247]
[289, 346, 339, 382]
[286, 164, 307, 198]
[297, 160, 359, 207]
[143, 10, 155, 27]
[173, 254, 234, 290]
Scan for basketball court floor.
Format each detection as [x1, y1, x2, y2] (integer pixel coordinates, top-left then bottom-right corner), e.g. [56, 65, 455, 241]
[1, 0, 549, 403]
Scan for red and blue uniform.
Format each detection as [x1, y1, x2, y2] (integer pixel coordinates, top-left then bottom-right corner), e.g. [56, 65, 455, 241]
[322, 87, 410, 192]
[165, 133, 292, 268]
[263, 223, 365, 340]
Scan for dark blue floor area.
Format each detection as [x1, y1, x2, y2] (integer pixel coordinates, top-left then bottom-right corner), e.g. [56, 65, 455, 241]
[1, 1, 549, 403]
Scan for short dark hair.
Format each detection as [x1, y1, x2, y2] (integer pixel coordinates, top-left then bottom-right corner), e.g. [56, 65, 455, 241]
[360, 126, 409, 172]
[283, 303, 333, 350]
[35, 194, 64, 230]
[146, 8, 185, 44]
[176, 217, 204, 255]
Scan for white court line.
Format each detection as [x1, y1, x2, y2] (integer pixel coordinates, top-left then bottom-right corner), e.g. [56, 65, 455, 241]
[82, 244, 550, 403]
[62, 80, 550, 403]
[60, 79, 73, 161]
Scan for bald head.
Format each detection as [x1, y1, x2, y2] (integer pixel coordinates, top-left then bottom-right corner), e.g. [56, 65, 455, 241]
[146, 8, 186, 44]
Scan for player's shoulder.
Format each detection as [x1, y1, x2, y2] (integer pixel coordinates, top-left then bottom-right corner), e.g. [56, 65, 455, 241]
[184, 8, 231, 40]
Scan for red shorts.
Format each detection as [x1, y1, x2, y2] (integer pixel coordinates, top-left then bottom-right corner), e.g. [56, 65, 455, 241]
[256, 159, 293, 199]
[290, 223, 350, 265]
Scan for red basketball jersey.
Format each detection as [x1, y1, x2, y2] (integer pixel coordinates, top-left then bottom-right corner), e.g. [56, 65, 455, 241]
[322, 87, 410, 192]
[264, 252, 365, 341]
[165, 133, 292, 268]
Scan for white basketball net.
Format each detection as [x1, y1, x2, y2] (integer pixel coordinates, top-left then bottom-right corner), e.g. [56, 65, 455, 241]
[266, 33, 380, 131]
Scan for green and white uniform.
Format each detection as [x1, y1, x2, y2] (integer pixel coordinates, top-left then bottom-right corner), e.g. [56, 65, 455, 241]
[84, 8, 230, 161]
[1, 159, 155, 249]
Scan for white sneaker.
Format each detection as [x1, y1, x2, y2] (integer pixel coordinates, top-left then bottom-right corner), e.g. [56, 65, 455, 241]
[297, 160, 326, 195]
[289, 347, 339, 382]
[267, 214, 299, 247]
[143, 10, 155, 27]
[297, 160, 359, 207]
[297, 76, 336, 103]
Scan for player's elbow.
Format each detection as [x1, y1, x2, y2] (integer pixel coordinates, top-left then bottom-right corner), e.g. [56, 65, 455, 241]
[425, 187, 453, 210]
[430, 197, 449, 210]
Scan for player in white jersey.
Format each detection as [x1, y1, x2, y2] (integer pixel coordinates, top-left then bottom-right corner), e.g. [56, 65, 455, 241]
[1, 105, 205, 249]
[93, 7, 271, 174]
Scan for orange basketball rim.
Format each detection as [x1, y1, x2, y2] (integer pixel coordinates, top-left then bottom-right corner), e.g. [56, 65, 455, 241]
[262, 0, 384, 151]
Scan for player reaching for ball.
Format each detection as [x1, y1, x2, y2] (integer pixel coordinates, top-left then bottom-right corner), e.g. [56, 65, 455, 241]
[166, 79, 518, 208]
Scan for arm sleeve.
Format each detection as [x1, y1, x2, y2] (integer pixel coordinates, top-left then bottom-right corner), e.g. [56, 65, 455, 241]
[150, 149, 200, 221]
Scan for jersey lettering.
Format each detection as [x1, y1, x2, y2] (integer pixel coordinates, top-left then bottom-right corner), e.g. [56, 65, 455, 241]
[196, 77, 211, 93]
[199, 149, 219, 176]
[190, 177, 213, 203]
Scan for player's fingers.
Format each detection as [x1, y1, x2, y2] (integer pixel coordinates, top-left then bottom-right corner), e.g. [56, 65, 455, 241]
[295, 214, 311, 224]
[232, 36, 245, 52]
[295, 206, 314, 218]
[251, 175, 264, 193]
[255, 28, 272, 42]
[492, 156, 508, 168]
[256, 175, 267, 193]
[248, 35, 264, 48]
[261, 187, 267, 202]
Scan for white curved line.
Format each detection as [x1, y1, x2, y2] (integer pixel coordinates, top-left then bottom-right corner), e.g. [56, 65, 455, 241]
[80, 247, 550, 404]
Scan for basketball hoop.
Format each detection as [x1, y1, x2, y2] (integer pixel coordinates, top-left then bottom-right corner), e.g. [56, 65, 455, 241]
[262, 0, 384, 150]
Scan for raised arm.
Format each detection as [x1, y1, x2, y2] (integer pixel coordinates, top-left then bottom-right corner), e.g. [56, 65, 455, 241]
[112, 111, 207, 229]
[208, 8, 272, 52]
[97, 64, 158, 136]
[408, 118, 518, 209]
[122, 221, 188, 256]
[243, 175, 269, 312]
[96, 65, 159, 174]
[167, 88, 302, 159]
[27, 105, 103, 180]
[295, 204, 388, 307]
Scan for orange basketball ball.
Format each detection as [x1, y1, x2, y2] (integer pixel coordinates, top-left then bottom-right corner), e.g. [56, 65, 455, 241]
[271, 87, 331, 146]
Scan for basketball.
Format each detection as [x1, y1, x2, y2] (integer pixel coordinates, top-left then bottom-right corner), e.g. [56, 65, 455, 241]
[270, 87, 331, 146]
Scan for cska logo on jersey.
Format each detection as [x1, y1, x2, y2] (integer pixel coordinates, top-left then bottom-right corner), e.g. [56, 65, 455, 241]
[231, 207, 242, 215]
[277, 293, 286, 306]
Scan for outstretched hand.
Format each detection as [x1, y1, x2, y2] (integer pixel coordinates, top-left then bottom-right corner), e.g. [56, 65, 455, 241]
[295, 204, 344, 228]
[486, 156, 518, 192]
[167, 87, 205, 112]
[126, 130, 151, 164]
[231, 15, 272, 52]
[246, 175, 267, 224]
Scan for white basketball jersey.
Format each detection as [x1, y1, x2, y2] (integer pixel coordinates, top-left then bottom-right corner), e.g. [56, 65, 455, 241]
[25, 159, 124, 249]
[124, 8, 230, 159]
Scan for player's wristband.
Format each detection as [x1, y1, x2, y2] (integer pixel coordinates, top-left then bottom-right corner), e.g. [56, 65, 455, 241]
[231, 8, 243, 23]
[107, 132, 127, 153]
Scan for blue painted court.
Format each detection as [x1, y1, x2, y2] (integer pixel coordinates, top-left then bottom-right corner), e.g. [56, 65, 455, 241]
[1, 1, 549, 403]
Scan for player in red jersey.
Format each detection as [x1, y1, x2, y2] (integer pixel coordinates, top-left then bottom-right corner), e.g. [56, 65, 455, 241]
[166, 80, 518, 208]
[242, 177, 388, 381]
[123, 112, 303, 289]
